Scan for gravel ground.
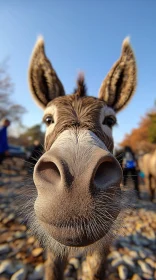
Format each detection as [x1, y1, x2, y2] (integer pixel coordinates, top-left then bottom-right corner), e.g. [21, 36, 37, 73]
[0, 165, 155, 280]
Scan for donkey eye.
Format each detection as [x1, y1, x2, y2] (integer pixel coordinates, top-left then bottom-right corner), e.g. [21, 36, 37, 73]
[103, 116, 116, 128]
[44, 115, 54, 126]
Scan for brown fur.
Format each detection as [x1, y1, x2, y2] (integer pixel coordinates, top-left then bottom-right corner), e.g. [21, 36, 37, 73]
[26, 37, 137, 280]
[98, 37, 137, 112]
[138, 150, 156, 201]
[29, 36, 65, 109]
[45, 95, 113, 152]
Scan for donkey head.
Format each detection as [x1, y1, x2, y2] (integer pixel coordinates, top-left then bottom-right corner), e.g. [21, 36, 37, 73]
[28, 37, 136, 252]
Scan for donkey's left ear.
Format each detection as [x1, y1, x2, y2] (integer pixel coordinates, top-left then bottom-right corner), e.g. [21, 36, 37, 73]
[98, 37, 137, 112]
[28, 36, 65, 109]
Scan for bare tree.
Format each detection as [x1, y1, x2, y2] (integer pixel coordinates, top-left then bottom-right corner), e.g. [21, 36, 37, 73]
[0, 59, 26, 123]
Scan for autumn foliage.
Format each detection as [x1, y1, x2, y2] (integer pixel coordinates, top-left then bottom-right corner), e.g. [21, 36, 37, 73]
[120, 108, 156, 153]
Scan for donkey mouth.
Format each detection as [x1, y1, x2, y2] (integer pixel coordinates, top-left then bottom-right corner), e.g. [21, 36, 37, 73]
[39, 218, 111, 247]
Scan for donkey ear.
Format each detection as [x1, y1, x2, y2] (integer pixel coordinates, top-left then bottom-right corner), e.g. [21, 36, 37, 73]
[98, 37, 137, 112]
[28, 36, 65, 109]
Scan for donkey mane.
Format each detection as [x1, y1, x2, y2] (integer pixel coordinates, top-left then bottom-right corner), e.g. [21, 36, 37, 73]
[73, 73, 87, 97]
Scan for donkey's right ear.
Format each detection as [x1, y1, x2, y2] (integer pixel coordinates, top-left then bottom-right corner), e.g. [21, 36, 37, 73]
[28, 36, 65, 109]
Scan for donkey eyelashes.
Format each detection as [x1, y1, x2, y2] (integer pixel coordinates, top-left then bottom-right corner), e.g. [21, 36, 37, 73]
[43, 114, 54, 126]
[103, 116, 117, 128]
[43, 114, 117, 129]
[43, 112, 117, 131]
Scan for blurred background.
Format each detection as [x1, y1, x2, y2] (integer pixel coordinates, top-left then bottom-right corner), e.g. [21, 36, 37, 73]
[0, 1, 156, 280]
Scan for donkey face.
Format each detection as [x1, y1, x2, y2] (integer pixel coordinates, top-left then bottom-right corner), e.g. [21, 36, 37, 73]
[28, 37, 136, 251]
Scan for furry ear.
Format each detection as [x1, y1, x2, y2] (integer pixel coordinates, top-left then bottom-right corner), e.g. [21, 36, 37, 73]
[98, 37, 137, 112]
[28, 36, 65, 109]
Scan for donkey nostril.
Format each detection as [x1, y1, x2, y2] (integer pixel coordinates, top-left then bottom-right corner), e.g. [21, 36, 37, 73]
[94, 160, 121, 189]
[37, 161, 61, 185]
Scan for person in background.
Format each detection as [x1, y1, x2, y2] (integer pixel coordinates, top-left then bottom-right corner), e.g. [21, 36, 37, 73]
[122, 146, 140, 198]
[138, 170, 145, 185]
[0, 119, 11, 168]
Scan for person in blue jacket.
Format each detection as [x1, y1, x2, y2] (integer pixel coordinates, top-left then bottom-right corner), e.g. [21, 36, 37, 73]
[0, 119, 11, 166]
[122, 146, 139, 198]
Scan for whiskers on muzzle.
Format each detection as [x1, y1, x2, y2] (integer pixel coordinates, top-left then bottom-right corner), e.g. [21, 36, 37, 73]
[16, 168, 135, 258]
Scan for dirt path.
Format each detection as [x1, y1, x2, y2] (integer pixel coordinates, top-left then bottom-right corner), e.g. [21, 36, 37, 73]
[0, 172, 155, 280]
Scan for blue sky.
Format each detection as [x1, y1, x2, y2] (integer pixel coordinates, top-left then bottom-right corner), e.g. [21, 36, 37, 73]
[0, 0, 156, 146]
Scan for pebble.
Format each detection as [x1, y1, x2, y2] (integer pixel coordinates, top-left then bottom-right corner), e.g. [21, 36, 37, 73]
[132, 235, 142, 246]
[32, 248, 44, 257]
[118, 265, 128, 280]
[122, 255, 135, 267]
[142, 229, 155, 240]
[0, 260, 16, 274]
[28, 264, 44, 280]
[10, 268, 27, 280]
[0, 203, 7, 210]
[131, 274, 142, 280]
[137, 260, 153, 275]
[128, 250, 138, 259]
[138, 236, 150, 246]
[0, 232, 13, 243]
[111, 257, 123, 268]
[27, 236, 36, 244]
[0, 260, 24, 275]
[68, 258, 80, 270]
[10, 224, 26, 231]
[3, 213, 15, 224]
[139, 250, 149, 259]
[14, 231, 26, 239]
[0, 244, 11, 254]
[145, 258, 156, 269]
[108, 251, 121, 260]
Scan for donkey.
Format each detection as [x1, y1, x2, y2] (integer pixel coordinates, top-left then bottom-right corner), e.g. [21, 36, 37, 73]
[26, 37, 137, 280]
[138, 150, 156, 201]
